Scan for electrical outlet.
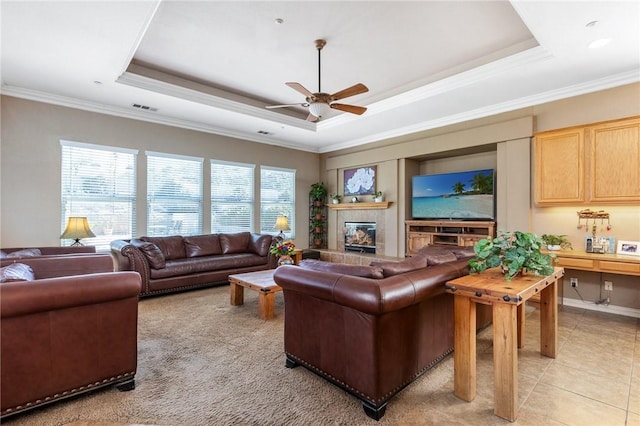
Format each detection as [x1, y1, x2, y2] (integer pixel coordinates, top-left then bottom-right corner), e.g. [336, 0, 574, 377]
[604, 281, 613, 291]
[570, 278, 578, 288]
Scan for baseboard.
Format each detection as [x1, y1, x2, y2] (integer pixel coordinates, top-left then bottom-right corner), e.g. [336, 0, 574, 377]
[562, 297, 640, 318]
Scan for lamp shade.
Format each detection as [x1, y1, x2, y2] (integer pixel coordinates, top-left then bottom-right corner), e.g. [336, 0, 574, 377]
[60, 217, 95, 246]
[273, 215, 290, 232]
[308, 102, 331, 118]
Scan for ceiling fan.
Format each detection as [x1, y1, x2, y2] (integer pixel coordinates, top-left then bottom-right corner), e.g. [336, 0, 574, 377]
[266, 39, 368, 122]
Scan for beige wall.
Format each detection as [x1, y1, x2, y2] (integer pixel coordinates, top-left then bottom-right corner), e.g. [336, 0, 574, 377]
[1, 96, 320, 248]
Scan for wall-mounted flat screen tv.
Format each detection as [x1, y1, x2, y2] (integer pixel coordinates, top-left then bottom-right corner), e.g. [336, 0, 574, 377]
[412, 169, 495, 220]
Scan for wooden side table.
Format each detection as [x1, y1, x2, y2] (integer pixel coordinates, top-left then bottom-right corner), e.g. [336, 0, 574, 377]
[446, 267, 564, 422]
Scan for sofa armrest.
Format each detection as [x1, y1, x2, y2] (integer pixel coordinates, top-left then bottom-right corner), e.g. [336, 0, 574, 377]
[0, 254, 114, 279]
[2, 246, 96, 256]
[274, 260, 469, 315]
[1, 271, 141, 318]
[111, 240, 151, 294]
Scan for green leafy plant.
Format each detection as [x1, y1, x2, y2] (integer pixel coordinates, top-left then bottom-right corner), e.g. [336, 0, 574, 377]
[310, 182, 328, 202]
[468, 231, 557, 281]
[330, 193, 341, 202]
[373, 191, 383, 199]
[541, 234, 573, 250]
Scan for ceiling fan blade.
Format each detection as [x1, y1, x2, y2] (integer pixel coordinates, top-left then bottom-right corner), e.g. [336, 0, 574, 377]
[306, 112, 318, 122]
[330, 83, 369, 101]
[266, 103, 308, 109]
[330, 103, 367, 115]
[286, 82, 315, 98]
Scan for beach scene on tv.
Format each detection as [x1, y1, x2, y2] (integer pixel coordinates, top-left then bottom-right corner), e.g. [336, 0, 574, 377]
[412, 169, 494, 220]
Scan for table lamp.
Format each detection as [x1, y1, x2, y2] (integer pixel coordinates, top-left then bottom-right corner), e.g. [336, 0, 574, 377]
[273, 215, 290, 239]
[60, 216, 96, 246]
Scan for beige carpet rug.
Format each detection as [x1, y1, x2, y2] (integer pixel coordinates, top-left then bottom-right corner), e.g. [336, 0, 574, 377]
[2, 285, 494, 426]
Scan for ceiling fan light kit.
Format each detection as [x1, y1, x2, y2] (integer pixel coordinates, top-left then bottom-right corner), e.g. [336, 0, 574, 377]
[266, 39, 368, 121]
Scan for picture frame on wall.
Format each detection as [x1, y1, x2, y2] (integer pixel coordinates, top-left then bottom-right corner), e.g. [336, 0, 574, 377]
[616, 240, 640, 257]
[344, 166, 376, 196]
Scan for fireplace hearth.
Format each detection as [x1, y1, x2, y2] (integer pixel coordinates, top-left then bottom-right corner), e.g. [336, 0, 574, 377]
[344, 222, 376, 254]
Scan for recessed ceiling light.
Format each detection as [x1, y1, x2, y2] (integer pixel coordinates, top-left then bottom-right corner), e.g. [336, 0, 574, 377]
[586, 20, 598, 28]
[93, 80, 103, 85]
[589, 38, 611, 49]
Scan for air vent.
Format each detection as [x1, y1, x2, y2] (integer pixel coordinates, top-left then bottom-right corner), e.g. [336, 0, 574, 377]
[131, 103, 158, 112]
[257, 130, 273, 135]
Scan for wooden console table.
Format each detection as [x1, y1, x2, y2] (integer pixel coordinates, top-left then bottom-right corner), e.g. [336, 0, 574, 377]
[446, 267, 564, 421]
[550, 250, 640, 276]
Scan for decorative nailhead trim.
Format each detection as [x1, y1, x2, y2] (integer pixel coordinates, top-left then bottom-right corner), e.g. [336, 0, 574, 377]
[286, 347, 453, 405]
[1, 372, 135, 418]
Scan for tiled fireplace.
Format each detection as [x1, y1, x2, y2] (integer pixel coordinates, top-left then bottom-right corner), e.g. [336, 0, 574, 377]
[336, 209, 387, 255]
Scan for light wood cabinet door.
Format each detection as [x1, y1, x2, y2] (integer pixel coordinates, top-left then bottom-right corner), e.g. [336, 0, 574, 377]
[534, 128, 585, 205]
[407, 233, 432, 254]
[588, 117, 640, 203]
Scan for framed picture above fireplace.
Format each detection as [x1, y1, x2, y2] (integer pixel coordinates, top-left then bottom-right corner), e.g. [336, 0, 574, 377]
[344, 166, 376, 196]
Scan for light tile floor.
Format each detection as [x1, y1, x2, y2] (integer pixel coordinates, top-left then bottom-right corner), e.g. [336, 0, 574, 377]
[428, 304, 640, 426]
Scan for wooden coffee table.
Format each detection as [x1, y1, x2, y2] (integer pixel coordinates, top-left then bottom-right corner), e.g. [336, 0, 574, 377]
[228, 269, 281, 320]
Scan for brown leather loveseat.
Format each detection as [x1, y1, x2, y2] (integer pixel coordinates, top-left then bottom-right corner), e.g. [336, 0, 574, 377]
[0, 255, 141, 419]
[273, 246, 490, 420]
[111, 232, 277, 297]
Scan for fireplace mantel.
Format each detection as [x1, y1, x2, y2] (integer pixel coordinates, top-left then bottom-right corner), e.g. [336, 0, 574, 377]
[327, 201, 392, 210]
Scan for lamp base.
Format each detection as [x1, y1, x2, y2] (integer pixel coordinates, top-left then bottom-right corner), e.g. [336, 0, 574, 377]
[70, 239, 84, 247]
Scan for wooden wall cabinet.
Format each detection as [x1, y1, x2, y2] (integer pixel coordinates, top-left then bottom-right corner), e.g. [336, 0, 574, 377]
[405, 220, 495, 256]
[534, 116, 640, 205]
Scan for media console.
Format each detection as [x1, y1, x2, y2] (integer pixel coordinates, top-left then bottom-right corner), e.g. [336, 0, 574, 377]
[405, 220, 496, 256]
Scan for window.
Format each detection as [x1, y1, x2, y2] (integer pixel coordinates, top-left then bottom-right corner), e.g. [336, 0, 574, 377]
[211, 161, 254, 232]
[61, 140, 137, 251]
[260, 166, 295, 237]
[147, 152, 203, 236]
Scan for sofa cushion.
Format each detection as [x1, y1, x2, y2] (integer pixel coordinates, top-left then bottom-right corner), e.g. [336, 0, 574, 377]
[450, 246, 476, 259]
[141, 236, 186, 260]
[248, 233, 272, 257]
[183, 234, 223, 257]
[0, 263, 35, 282]
[149, 254, 267, 279]
[299, 259, 384, 279]
[370, 255, 428, 278]
[219, 232, 251, 254]
[131, 239, 166, 269]
[6, 248, 42, 258]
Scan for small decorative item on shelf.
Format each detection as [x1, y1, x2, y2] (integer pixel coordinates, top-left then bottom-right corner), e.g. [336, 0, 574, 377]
[270, 239, 296, 266]
[350, 196, 359, 203]
[468, 230, 556, 281]
[373, 191, 383, 202]
[541, 234, 573, 251]
[331, 193, 341, 204]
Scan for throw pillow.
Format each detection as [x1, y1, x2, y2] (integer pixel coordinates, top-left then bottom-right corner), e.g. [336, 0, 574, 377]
[184, 234, 222, 257]
[131, 239, 166, 269]
[6, 248, 42, 258]
[0, 263, 35, 283]
[299, 259, 384, 279]
[370, 255, 428, 277]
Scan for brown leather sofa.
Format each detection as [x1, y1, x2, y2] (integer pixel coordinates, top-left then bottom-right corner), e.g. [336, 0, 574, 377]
[1, 246, 96, 256]
[111, 232, 277, 297]
[273, 246, 490, 420]
[0, 256, 141, 418]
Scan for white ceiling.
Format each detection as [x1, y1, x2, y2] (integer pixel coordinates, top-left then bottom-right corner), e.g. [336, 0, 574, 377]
[2, 1, 639, 153]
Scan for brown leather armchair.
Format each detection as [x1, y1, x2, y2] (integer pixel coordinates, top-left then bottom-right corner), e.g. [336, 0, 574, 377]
[0, 270, 141, 418]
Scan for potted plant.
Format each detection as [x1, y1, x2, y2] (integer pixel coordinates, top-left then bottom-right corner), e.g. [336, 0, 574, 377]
[468, 231, 557, 281]
[310, 182, 328, 206]
[541, 234, 572, 251]
[330, 193, 341, 204]
[310, 219, 324, 234]
[373, 191, 383, 202]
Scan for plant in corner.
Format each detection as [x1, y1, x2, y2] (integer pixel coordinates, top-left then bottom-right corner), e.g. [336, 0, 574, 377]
[541, 234, 573, 251]
[468, 230, 557, 281]
[373, 191, 383, 202]
[310, 182, 328, 206]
